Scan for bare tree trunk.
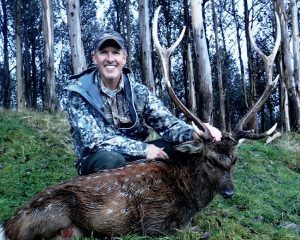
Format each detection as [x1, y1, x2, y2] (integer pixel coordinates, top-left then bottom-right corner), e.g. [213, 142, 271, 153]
[291, 0, 300, 131]
[281, 73, 291, 131]
[244, 0, 258, 131]
[125, 0, 132, 69]
[276, 0, 300, 131]
[226, 92, 232, 132]
[66, 0, 87, 74]
[187, 42, 197, 115]
[212, 0, 226, 131]
[183, 1, 196, 115]
[23, 39, 31, 108]
[1, 0, 10, 109]
[291, 0, 300, 92]
[31, 39, 38, 109]
[191, 0, 213, 122]
[42, 0, 57, 112]
[15, 0, 25, 111]
[138, 0, 155, 93]
[231, 0, 248, 108]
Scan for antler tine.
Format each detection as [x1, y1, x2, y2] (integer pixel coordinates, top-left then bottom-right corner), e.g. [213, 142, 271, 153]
[249, 12, 281, 67]
[152, 6, 186, 59]
[152, 6, 214, 142]
[233, 11, 281, 140]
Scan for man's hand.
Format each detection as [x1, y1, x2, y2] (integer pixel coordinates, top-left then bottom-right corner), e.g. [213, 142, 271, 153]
[146, 144, 169, 160]
[193, 123, 222, 141]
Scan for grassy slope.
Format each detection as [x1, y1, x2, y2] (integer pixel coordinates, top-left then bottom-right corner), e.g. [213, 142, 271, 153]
[0, 111, 299, 240]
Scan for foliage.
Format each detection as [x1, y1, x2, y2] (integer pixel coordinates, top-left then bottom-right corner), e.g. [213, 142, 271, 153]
[0, 111, 299, 239]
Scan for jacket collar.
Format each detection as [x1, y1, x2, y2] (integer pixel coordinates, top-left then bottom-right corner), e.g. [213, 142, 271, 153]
[65, 67, 138, 127]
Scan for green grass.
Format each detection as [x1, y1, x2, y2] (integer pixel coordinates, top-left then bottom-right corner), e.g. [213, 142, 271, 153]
[0, 110, 299, 240]
[0, 110, 77, 221]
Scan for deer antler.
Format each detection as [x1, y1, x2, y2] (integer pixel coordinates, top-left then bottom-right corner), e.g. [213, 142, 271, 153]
[152, 6, 214, 142]
[233, 12, 281, 140]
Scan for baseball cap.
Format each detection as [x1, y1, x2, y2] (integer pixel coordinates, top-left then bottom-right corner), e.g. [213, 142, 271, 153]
[94, 30, 125, 50]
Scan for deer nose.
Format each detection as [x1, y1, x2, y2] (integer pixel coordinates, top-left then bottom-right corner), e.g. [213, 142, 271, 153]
[222, 190, 234, 199]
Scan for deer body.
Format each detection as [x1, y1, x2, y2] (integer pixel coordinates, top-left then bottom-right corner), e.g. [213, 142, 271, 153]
[2, 140, 236, 239]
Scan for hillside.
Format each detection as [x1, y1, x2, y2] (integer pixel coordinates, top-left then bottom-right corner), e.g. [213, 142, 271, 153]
[0, 111, 299, 240]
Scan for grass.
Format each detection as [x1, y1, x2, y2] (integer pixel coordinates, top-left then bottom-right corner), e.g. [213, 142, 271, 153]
[0, 110, 299, 239]
[192, 135, 300, 240]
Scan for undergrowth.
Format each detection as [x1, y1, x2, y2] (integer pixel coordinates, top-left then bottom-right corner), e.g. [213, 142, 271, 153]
[0, 110, 299, 240]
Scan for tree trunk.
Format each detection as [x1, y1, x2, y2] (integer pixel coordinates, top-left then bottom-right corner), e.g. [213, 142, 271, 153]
[291, 0, 300, 131]
[1, 0, 11, 109]
[138, 0, 155, 93]
[24, 38, 31, 108]
[191, 0, 213, 122]
[42, 0, 57, 112]
[183, 1, 196, 115]
[244, 0, 258, 131]
[280, 62, 291, 132]
[125, 0, 132, 69]
[15, 0, 25, 111]
[231, 0, 248, 108]
[276, 0, 300, 131]
[212, 0, 226, 131]
[31, 39, 37, 109]
[291, 0, 300, 93]
[187, 39, 197, 115]
[66, 0, 87, 74]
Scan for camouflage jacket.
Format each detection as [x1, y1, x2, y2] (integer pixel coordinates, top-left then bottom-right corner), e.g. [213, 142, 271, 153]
[64, 67, 194, 160]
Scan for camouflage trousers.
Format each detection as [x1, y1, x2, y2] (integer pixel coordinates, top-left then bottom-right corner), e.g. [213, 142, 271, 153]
[77, 139, 176, 175]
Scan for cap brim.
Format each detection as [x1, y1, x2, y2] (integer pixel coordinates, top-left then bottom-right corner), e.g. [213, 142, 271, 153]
[96, 37, 125, 50]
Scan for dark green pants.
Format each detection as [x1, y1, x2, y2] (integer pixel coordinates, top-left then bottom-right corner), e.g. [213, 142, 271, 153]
[78, 139, 176, 175]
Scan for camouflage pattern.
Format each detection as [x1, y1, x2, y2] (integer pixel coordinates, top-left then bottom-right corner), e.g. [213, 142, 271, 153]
[63, 67, 194, 161]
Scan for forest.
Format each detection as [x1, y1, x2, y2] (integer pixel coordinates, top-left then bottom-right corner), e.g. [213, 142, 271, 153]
[0, 0, 299, 132]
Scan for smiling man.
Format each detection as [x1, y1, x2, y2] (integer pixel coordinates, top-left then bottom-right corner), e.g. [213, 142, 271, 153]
[64, 30, 221, 175]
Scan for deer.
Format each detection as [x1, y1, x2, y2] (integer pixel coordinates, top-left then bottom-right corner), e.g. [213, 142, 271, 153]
[0, 6, 281, 240]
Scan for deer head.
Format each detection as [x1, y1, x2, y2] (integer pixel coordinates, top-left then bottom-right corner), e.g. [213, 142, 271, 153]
[152, 6, 281, 199]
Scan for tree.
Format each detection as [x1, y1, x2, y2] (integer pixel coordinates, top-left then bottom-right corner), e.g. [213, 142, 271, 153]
[125, 0, 132, 69]
[183, 0, 196, 115]
[211, 0, 226, 131]
[231, 0, 248, 109]
[276, 0, 300, 131]
[244, 0, 258, 131]
[66, 0, 87, 74]
[1, 0, 11, 109]
[291, 0, 300, 131]
[138, 0, 155, 93]
[42, 0, 57, 112]
[14, 0, 25, 111]
[191, 0, 213, 123]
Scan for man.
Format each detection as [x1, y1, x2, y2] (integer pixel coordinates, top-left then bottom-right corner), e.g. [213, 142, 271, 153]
[64, 30, 221, 175]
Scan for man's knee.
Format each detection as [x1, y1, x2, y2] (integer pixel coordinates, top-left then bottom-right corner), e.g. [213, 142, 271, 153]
[79, 151, 126, 175]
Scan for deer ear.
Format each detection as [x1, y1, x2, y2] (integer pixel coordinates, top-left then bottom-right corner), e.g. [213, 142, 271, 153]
[174, 140, 204, 154]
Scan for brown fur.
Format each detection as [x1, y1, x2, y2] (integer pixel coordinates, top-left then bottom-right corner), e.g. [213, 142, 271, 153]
[3, 138, 237, 239]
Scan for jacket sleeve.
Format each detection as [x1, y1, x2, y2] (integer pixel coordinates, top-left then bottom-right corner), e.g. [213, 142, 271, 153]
[65, 92, 148, 159]
[140, 85, 194, 143]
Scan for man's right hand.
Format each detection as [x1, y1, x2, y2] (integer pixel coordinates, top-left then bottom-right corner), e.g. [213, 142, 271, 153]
[146, 144, 169, 160]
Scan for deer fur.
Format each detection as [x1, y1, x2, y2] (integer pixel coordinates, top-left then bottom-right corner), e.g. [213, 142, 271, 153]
[1, 138, 237, 240]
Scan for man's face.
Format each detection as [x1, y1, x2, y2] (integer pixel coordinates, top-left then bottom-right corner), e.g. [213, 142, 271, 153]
[93, 44, 127, 86]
